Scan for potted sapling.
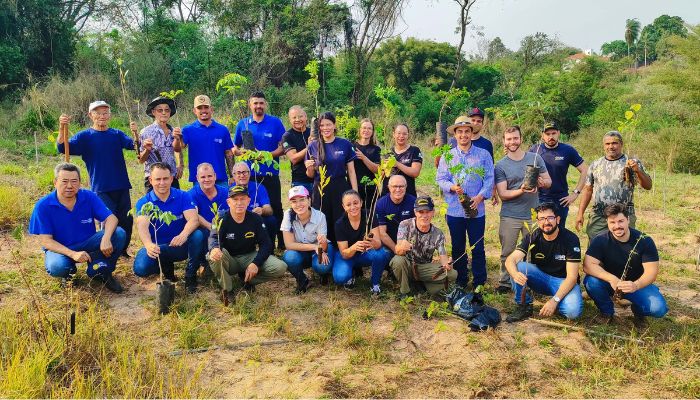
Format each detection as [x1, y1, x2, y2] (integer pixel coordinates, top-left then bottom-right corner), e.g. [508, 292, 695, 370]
[209, 202, 229, 305]
[523, 138, 543, 191]
[617, 104, 642, 188]
[434, 144, 485, 218]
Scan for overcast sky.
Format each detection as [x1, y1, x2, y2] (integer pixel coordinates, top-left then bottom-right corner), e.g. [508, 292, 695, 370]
[400, 0, 700, 55]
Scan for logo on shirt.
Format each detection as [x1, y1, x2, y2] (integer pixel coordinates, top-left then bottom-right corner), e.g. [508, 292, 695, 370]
[81, 218, 93, 224]
[214, 138, 222, 144]
[534, 253, 545, 259]
[555, 156, 565, 161]
[573, 247, 581, 253]
[264, 132, 272, 138]
[401, 211, 411, 216]
[244, 231, 255, 239]
[554, 254, 566, 261]
[226, 233, 235, 239]
[334, 150, 344, 156]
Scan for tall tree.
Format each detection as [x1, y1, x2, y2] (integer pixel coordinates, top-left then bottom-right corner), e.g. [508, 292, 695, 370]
[624, 18, 640, 66]
[487, 36, 511, 61]
[638, 15, 686, 64]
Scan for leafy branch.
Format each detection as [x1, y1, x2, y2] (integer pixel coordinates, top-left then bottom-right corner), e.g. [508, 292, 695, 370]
[617, 103, 642, 187]
[129, 202, 176, 283]
[304, 60, 321, 117]
[216, 72, 250, 129]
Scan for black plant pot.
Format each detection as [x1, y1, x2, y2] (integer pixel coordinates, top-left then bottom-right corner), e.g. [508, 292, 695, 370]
[522, 165, 540, 190]
[157, 279, 176, 314]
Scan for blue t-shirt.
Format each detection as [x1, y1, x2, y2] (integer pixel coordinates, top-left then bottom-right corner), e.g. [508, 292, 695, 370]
[375, 194, 416, 243]
[529, 142, 584, 201]
[305, 137, 357, 182]
[230, 182, 271, 211]
[57, 128, 133, 192]
[136, 188, 195, 245]
[182, 120, 233, 183]
[189, 184, 229, 224]
[234, 114, 286, 177]
[29, 189, 112, 247]
[449, 136, 494, 160]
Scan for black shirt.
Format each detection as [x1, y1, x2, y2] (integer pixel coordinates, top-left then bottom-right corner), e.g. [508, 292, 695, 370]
[209, 211, 272, 267]
[386, 145, 423, 196]
[282, 127, 312, 184]
[335, 210, 376, 247]
[354, 142, 382, 188]
[586, 228, 658, 282]
[517, 227, 581, 278]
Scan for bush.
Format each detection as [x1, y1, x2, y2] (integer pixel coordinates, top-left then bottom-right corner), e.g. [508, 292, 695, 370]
[0, 185, 32, 229]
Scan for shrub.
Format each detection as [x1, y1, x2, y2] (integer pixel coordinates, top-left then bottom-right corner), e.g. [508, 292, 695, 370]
[0, 185, 32, 229]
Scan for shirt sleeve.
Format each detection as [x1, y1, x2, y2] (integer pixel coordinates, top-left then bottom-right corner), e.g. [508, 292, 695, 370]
[585, 160, 596, 186]
[396, 219, 410, 241]
[494, 163, 507, 184]
[639, 235, 659, 263]
[565, 233, 582, 261]
[344, 140, 357, 163]
[436, 231, 447, 256]
[334, 220, 347, 243]
[569, 146, 584, 167]
[90, 191, 113, 222]
[305, 141, 318, 161]
[253, 215, 273, 267]
[135, 197, 147, 216]
[515, 232, 532, 253]
[280, 210, 292, 232]
[479, 152, 495, 199]
[375, 199, 388, 226]
[585, 234, 606, 260]
[535, 154, 548, 174]
[281, 132, 293, 153]
[274, 119, 285, 144]
[436, 153, 455, 194]
[181, 125, 191, 145]
[222, 125, 234, 149]
[233, 120, 243, 147]
[28, 201, 51, 236]
[181, 191, 196, 211]
[119, 129, 135, 151]
[57, 130, 83, 155]
[411, 146, 423, 163]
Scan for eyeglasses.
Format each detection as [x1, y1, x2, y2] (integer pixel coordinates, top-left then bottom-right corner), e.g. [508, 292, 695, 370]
[234, 171, 250, 175]
[92, 112, 111, 117]
[536, 216, 557, 223]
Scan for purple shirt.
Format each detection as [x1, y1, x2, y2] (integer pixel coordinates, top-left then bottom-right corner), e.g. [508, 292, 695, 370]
[436, 145, 494, 218]
[139, 122, 177, 177]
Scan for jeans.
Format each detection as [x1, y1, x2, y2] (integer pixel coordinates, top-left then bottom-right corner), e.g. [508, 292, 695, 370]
[446, 215, 486, 287]
[333, 247, 392, 286]
[583, 275, 667, 318]
[44, 228, 127, 278]
[282, 244, 335, 285]
[512, 262, 583, 319]
[291, 181, 314, 194]
[498, 216, 529, 288]
[254, 175, 283, 247]
[133, 229, 206, 278]
[97, 189, 133, 256]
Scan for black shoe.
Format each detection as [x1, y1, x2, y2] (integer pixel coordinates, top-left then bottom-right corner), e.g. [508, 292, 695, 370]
[98, 275, 124, 294]
[319, 274, 330, 286]
[185, 276, 197, 294]
[506, 303, 533, 323]
[632, 311, 648, 330]
[343, 278, 356, 290]
[295, 278, 312, 295]
[242, 283, 256, 293]
[223, 290, 236, 305]
[495, 285, 511, 295]
[163, 272, 179, 283]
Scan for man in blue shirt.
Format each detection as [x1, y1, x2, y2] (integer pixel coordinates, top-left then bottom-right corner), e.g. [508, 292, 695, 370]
[233, 91, 286, 248]
[375, 175, 416, 254]
[230, 162, 277, 245]
[58, 101, 135, 258]
[133, 163, 205, 294]
[29, 163, 126, 293]
[529, 122, 588, 228]
[173, 95, 234, 187]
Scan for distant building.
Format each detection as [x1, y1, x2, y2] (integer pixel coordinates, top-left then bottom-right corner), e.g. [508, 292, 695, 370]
[563, 50, 609, 71]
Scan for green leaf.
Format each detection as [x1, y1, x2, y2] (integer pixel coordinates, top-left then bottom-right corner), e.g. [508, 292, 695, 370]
[630, 103, 641, 112]
[625, 110, 634, 120]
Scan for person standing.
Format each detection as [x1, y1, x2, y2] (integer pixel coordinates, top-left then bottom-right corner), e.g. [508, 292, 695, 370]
[529, 122, 588, 228]
[494, 126, 552, 294]
[575, 131, 652, 240]
[57, 101, 135, 257]
[174, 94, 234, 187]
[386, 124, 422, 196]
[138, 96, 184, 191]
[281, 105, 313, 193]
[354, 118, 382, 208]
[437, 117, 494, 290]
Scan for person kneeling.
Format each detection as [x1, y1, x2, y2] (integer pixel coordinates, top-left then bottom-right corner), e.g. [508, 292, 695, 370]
[133, 163, 205, 294]
[505, 202, 583, 322]
[208, 186, 287, 299]
[281, 186, 334, 294]
[29, 163, 126, 293]
[390, 195, 456, 300]
[583, 203, 667, 328]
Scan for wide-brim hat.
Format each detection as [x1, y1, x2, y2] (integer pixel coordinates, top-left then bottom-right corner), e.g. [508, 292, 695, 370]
[146, 96, 177, 118]
[447, 115, 473, 135]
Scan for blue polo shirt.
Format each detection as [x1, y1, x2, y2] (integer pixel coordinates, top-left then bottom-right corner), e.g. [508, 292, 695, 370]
[182, 119, 234, 183]
[29, 189, 113, 247]
[189, 184, 229, 224]
[529, 142, 584, 201]
[234, 114, 285, 177]
[230, 182, 270, 211]
[135, 188, 195, 245]
[305, 137, 357, 182]
[375, 194, 416, 243]
[57, 128, 133, 192]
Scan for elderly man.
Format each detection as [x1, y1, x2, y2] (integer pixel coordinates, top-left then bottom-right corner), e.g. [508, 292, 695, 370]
[189, 162, 229, 273]
[576, 131, 652, 240]
[375, 175, 416, 254]
[583, 203, 667, 328]
[29, 163, 126, 293]
[58, 101, 135, 257]
[208, 185, 288, 298]
[230, 161, 277, 245]
[389, 196, 456, 299]
[133, 163, 205, 294]
[138, 96, 184, 191]
[174, 95, 234, 187]
[504, 202, 583, 322]
[281, 105, 314, 193]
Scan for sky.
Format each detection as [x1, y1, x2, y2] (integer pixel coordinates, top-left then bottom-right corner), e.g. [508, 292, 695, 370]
[400, 0, 700, 55]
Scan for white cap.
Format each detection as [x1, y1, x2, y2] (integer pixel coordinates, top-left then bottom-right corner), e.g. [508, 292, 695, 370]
[88, 100, 110, 112]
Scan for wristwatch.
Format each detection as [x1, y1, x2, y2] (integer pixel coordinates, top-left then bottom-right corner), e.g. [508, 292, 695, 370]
[573, 189, 581, 195]
[552, 295, 561, 303]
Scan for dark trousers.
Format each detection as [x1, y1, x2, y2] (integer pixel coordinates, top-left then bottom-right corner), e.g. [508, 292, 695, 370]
[312, 177, 351, 244]
[254, 175, 283, 247]
[97, 189, 133, 256]
[144, 177, 180, 192]
[446, 215, 487, 287]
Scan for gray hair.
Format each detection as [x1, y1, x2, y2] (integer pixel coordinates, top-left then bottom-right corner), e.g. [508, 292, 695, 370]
[196, 162, 215, 175]
[388, 174, 407, 186]
[604, 130, 623, 142]
[54, 163, 81, 181]
[233, 161, 250, 172]
[288, 105, 306, 117]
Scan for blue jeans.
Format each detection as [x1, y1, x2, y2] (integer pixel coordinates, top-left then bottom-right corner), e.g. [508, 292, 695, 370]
[97, 189, 133, 255]
[512, 262, 583, 319]
[291, 181, 314, 194]
[446, 215, 487, 287]
[44, 228, 127, 278]
[133, 229, 206, 278]
[583, 275, 668, 318]
[282, 244, 335, 285]
[333, 247, 392, 286]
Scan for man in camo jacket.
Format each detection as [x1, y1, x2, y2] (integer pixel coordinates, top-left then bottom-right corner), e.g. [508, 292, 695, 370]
[576, 131, 653, 240]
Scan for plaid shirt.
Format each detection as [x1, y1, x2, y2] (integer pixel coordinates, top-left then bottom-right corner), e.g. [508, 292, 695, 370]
[139, 122, 178, 177]
[436, 145, 494, 218]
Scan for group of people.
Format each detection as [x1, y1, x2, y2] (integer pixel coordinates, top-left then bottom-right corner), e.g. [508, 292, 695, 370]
[27, 92, 668, 327]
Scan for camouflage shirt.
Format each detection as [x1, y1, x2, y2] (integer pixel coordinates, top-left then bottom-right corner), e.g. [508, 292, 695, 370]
[396, 218, 447, 264]
[586, 154, 645, 213]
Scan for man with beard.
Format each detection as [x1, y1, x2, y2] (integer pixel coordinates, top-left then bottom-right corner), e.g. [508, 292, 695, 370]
[575, 131, 652, 240]
[529, 122, 587, 228]
[584, 203, 667, 328]
[281, 105, 313, 193]
[495, 126, 551, 294]
[233, 92, 286, 248]
[504, 202, 583, 322]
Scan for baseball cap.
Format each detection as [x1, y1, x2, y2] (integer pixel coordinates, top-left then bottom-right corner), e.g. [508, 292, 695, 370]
[414, 195, 435, 211]
[467, 107, 484, 118]
[288, 185, 309, 200]
[228, 185, 249, 198]
[193, 95, 212, 107]
[542, 122, 558, 132]
[88, 101, 110, 113]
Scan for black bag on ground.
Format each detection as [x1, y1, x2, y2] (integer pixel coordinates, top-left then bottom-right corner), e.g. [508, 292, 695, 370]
[446, 287, 501, 330]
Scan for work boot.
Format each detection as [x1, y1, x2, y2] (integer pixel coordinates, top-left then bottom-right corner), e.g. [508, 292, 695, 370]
[295, 278, 313, 295]
[97, 274, 124, 294]
[495, 285, 511, 295]
[242, 282, 256, 293]
[319, 274, 330, 286]
[593, 313, 617, 325]
[506, 303, 533, 323]
[185, 276, 197, 294]
[632, 310, 648, 330]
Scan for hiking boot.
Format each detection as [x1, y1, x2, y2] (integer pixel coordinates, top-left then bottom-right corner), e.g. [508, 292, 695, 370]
[506, 303, 533, 323]
[97, 274, 124, 294]
[295, 278, 313, 295]
[319, 274, 330, 286]
[185, 276, 197, 294]
[242, 282, 256, 293]
[370, 284, 381, 297]
[343, 277, 356, 290]
[495, 285, 511, 295]
[223, 290, 236, 305]
[593, 313, 617, 325]
[632, 310, 648, 330]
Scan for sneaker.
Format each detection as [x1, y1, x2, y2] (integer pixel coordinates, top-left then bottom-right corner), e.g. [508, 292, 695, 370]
[370, 284, 381, 297]
[495, 285, 511, 295]
[295, 278, 313, 295]
[97, 274, 124, 294]
[319, 274, 330, 286]
[343, 278, 356, 290]
[506, 303, 533, 323]
[185, 276, 197, 294]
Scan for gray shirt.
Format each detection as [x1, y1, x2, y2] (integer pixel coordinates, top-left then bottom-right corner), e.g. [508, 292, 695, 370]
[495, 152, 548, 220]
[280, 208, 327, 244]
